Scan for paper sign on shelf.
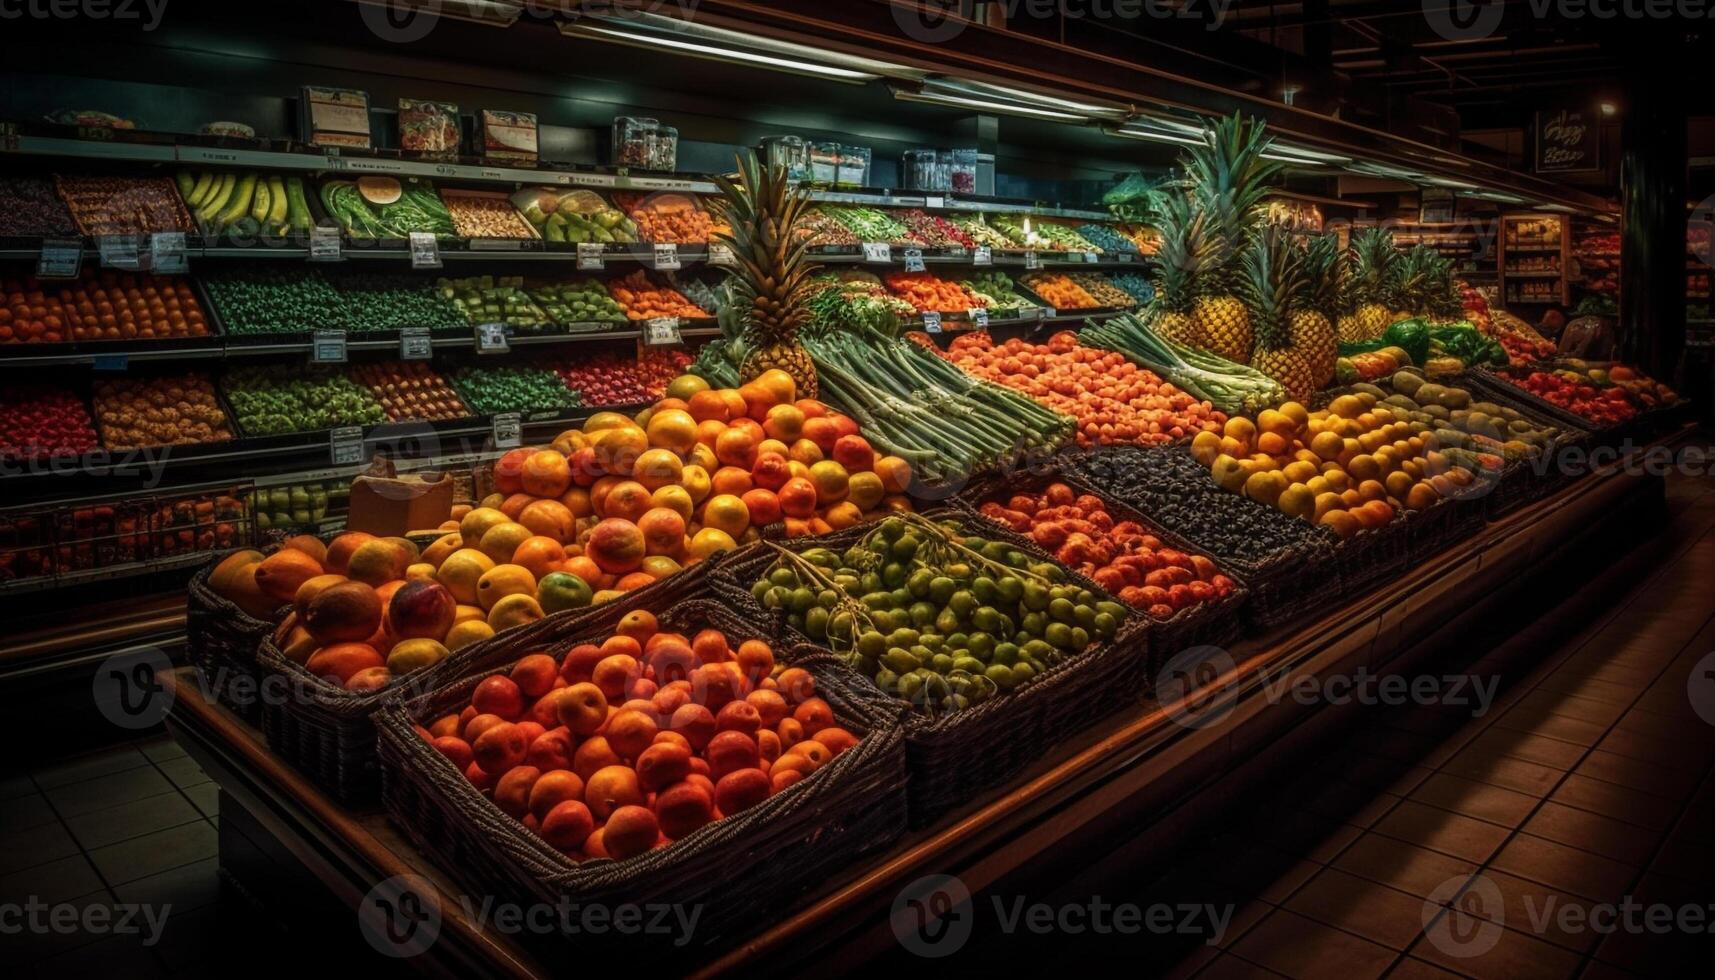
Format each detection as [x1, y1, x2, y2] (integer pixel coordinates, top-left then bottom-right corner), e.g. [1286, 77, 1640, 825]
[309, 225, 343, 262]
[491, 413, 522, 449]
[862, 242, 892, 264]
[652, 242, 681, 271]
[474, 322, 510, 354]
[329, 426, 365, 466]
[399, 327, 432, 360]
[311, 329, 348, 364]
[1082, 251, 1099, 264]
[973, 246, 993, 266]
[970, 308, 989, 329]
[643, 317, 682, 346]
[409, 231, 442, 269]
[902, 247, 926, 273]
[922, 311, 943, 334]
[1024, 250, 1041, 270]
[98, 234, 142, 270]
[151, 232, 188, 274]
[36, 239, 82, 279]
[576, 242, 605, 271]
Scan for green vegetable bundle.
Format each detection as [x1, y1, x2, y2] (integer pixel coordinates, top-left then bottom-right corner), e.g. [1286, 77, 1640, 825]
[223, 365, 388, 436]
[319, 178, 455, 239]
[202, 266, 465, 334]
[1083, 313, 1286, 415]
[447, 364, 580, 414]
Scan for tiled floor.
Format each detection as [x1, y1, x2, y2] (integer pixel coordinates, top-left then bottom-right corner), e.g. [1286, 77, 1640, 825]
[2, 734, 219, 977]
[1157, 475, 1715, 978]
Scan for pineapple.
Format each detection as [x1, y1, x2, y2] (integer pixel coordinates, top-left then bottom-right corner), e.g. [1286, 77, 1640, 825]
[707, 151, 820, 397]
[1182, 114, 1284, 363]
[1240, 223, 1319, 402]
[1340, 227, 1399, 342]
[1143, 186, 1214, 348]
[1294, 234, 1342, 391]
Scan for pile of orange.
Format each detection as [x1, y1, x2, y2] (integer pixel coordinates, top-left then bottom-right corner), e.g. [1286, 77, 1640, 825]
[606, 270, 707, 321]
[0, 272, 208, 344]
[884, 271, 988, 314]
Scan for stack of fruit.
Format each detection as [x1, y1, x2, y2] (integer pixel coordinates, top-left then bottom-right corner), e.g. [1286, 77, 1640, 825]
[92, 374, 234, 449]
[611, 192, 712, 244]
[607, 270, 707, 321]
[527, 279, 628, 326]
[986, 214, 1053, 250]
[511, 189, 641, 245]
[224, 366, 389, 436]
[202, 266, 466, 335]
[1353, 372, 1561, 464]
[942, 214, 1013, 250]
[959, 271, 1038, 313]
[421, 616, 858, 859]
[176, 170, 316, 239]
[1031, 221, 1104, 253]
[348, 362, 469, 423]
[437, 276, 554, 333]
[251, 480, 342, 532]
[55, 175, 195, 236]
[751, 514, 1123, 712]
[1068, 272, 1138, 308]
[554, 350, 692, 407]
[1491, 368, 1638, 428]
[147, 493, 248, 564]
[0, 271, 209, 344]
[1189, 394, 1488, 539]
[0, 176, 78, 237]
[1541, 360, 1679, 414]
[884, 272, 988, 314]
[1076, 224, 1139, 255]
[975, 482, 1238, 620]
[1108, 272, 1155, 304]
[447, 364, 580, 415]
[1019, 272, 1100, 310]
[0, 385, 99, 460]
[944, 331, 1224, 448]
[894, 209, 976, 248]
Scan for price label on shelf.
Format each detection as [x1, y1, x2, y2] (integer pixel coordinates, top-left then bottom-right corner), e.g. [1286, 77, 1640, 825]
[309, 225, 343, 262]
[92, 354, 128, 372]
[925, 196, 946, 209]
[409, 231, 442, 269]
[973, 246, 993, 266]
[921, 311, 943, 334]
[969, 307, 989, 329]
[1082, 251, 1099, 264]
[642, 317, 682, 346]
[1041, 307, 1058, 320]
[862, 242, 892, 264]
[707, 243, 736, 267]
[652, 242, 681, 271]
[98, 234, 142, 270]
[399, 327, 432, 360]
[491, 412, 523, 449]
[474, 322, 510, 354]
[311, 329, 348, 364]
[150, 232, 188, 274]
[576, 242, 605, 271]
[902, 247, 926, 273]
[1024, 250, 1041, 270]
[329, 426, 365, 466]
[36, 239, 82, 279]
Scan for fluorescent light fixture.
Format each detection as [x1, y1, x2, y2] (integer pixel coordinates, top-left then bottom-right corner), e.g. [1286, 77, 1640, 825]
[1423, 176, 1481, 190]
[1539, 203, 1579, 213]
[1262, 141, 1352, 166]
[350, 0, 521, 27]
[922, 78, 1131, 120]
[1106, 113, 1208, 147]
[1471, 190, 1529, 205]
[891, 86, 1088, 122]
[1106, 126, 1202, 146]
[558, 12, 920, 85]
[1346, 161, 1426, 182]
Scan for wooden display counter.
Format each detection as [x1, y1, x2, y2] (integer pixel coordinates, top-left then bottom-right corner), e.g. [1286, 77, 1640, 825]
[162, 428, 1692, 977]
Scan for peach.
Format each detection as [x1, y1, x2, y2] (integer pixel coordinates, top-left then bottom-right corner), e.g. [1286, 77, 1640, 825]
[775, 667, 816, 703]
[572, 736, 623, 782]
[653, 686, 692, 718]
[690, 629, 730, 664]
[584, 765, 644, 823]
[770, 770, 803, 795]
[463, 712, 505, 742]
[734, 640, 775, 686]
[655, 780, 715, 840]
[539, 799, 595, 852]
[323, 531, 376, 576]
[345, 666, 392, 693]
[428, 714, 461, 738]
[529, 688, 570, 730]
[556, 682, 609, 736]
[582, 827, 608, 860]
[471, 722, 527, 776]
[472, 676, 525, 720]
[493, 766, 541, 818]
[757, 728, 781, 765]
[705, 730, 760, 781]
[559, 643, 605, 684]
[605, 708, 658, 761]
[714, 769, 771, 816]
[510, 654, 558, 699]
[524, 728, 575, 771]
[669, 703, 717, 751]
[386, 580, 457, 641]
[653, 730, 692, 753]
[304, 643, 384, 685]
[813, 727, 859, 755]
[514, 721, 545, 748]
[464, 760, 496, 794]
[635, 741, 693, 792]
[592, 654, 641, 702]
[746, 689, 789, 728]
[431, 736, 473, 771]
[528, 770, 586, 820]
[602, 805, 659, 860]
[777, 717, 804, 751]
[690, 663, 739, 713]
[715, 700, 762, 737]
[645, 641, 698, 686]
[793, 697, 835, 736]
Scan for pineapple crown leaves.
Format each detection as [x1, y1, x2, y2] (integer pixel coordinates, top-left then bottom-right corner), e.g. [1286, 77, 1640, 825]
[1349, 226, 1399, 305]
[1146, 187, 1223, 313]
[708, 151, 820, 326]
[1238, 221, 1310, 353]
[1303, 233, 1347, 316]
[1181, 113, 1285, 267]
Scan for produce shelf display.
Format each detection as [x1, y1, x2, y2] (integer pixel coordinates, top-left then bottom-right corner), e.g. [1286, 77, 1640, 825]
[1, 270, 210, 344]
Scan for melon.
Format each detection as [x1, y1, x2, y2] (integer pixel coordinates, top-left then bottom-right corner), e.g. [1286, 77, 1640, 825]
[357, 176, 402, 205]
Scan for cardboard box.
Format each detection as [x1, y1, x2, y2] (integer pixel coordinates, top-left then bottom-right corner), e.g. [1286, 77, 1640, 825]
[346, 471, 454, 538]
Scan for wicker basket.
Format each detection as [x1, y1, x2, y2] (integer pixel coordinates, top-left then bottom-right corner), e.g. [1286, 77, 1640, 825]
[710, 512, 1150, 827]
[1469, 368, 1641, 450]
[950, 467, 1250, 671]
[372, 600, 907, 958]
[185, 556, 285, 724]
[255, 562, 712, 806]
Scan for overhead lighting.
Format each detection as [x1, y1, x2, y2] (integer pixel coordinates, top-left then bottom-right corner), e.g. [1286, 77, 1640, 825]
[1423, 176, 1481, 190]
[1346, 161, 1425, 182]
[1600, 101, 1619, 117]
[1262, 141, 1352, 166]
[558, 12, 920, 85]
[922, 78, 1131, 120]
[1106, 125, 1202, 146]
[891, 86, 1088, 122]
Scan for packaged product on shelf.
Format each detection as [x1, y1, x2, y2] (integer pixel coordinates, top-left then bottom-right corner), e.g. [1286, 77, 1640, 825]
[222, 365, 388, 436]
[1, 270, 209, 343]
[809, 141, 841, 187]
[837, 145, 871, 188]
[761, 135, 810, 183]
[526, 278, 628, 327]
[92, 373, 235, 449]
[666, 270, 724, 315]
[0, 385, 99, 461]
[398, 98, 461, 158]
[300, 85, 373, 149]
[318, 175, 455, 239]
[53, 175, 196, 236]
[611, 191, 711, 244]
[441, 190, 539, 240]
[510, 188, 640, 244]
[436, 275, 554, 333]
[348, 361, 469, 423]
[199, 121, 256, 140]
[46, 109, 137, 130]
[447, 363, 580, 414]
[648, 125, 679, 171]
[479, 109, 538, 164]
[0, 176, 80, 238]
[612, 116, 658, 168]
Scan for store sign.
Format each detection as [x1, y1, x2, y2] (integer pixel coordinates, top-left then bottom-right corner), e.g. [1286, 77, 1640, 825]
[652, 242, 681, 271]
[330, 426, 365, 466]
[309, 225, 343, 262]
[707, 243, 736, 267]
[862, 242, 892, 264]
[643, 317, 682, 346]
[150, 232, 188, 274]
[409, 231, 442, 269]
[969, 307, 989, 329]
[921, 311, 942, 334]
[902, 247, 926, 273]
[474, 322, 510, 354]
[37, 239, 82, 279]
[1535, 108, 1600, 174]
[1024, 250, 1041, 270]
[98, 234, 142, 270]
[399, 327, 433, 360]
[1419, 189, 1456, 225]
[1082, 252, 1099, 264]
[576, 242, 605, 271]
[311, 329, 348, 363]
[491, 413, 522, 449]
[925, 196, 946, 209]
[973, 246, 992, 266]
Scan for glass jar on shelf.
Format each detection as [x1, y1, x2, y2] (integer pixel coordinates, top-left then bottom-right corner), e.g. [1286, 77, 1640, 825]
[648, 125, 678, 171]
[809, 141, 841, 188]
[837, 145, 870, 189]
[903, 149, 939, 191]
[762, 136, 809, 183]
[612, 116, 657, 168]
[948, 148, 978, 194]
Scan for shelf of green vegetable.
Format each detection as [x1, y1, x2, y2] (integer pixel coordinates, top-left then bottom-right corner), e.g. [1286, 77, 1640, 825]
[222, 364, 390, 436]
[446, 363, 582, 415]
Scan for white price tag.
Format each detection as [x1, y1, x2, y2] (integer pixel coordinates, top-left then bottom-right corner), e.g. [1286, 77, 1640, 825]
[400, 327, 432, 360]
[862, 242, 892, 264]
[329, 426, 365, 466]
[1083, 251, 1100, 264]
[150, 232, 188, 274]
[652, 242, 681, 271]
[491, 413, 522, 449]
[902, 247, 926, 273]
[970, 307, 989, 328]
[1025, 250, 1041, 270]
[474, 322, 510, 354]
[922, 311, 943, 334]
[98, 234, 142, 270]
[643, 317, 682, 346]
[576, 242, 605, 271]
[409, 231, 442, 269]
[311, 329, 348, 363]
[309, 225, 343, 262]
[1041, 307, 1058, 320]
[925, 196, 946, 209]
[36, 239, 82, 279]
[973, 246, 993, 266]
[707, 243, 736, 267]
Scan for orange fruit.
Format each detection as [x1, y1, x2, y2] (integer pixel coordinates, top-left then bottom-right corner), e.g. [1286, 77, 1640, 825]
[518, 499, 577, 544]
[687, 389, 730, 423]
[512, 536, 567, 581]
[874, 456, 912, 494]
[807, 460, 849, 505]
[477, 564, 538, 612]
[521, 450, 572, 498]
[762, 404, 806, 443]
[787, 438, 823, 466]
[595, 426, 649, 476]
[754, 369, 797, 405]
[558, 486, 593, 519]
[646, 409, 698, 455]
[637, 507, 688, 556]
[714, 427, 758, 469]
[699, 494, 750, 539]
[679, 464, 712, 504]
[710, 465, 753, 497]
[650, 484, 694, 521]
[742, 488, 782, 526]
[688, 528, 738, 561]
[632, 448, 683, 491]
[254, 548, 326, 603]
[778, 477, 818, 519]
[822, 501, 864, 530]
[601, 481, 653, 523]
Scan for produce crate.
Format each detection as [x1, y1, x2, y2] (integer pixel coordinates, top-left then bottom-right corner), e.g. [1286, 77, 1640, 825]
[1471, 367, 1644, 450]
[1070, 446, 1338, 631]
[710, 512, 1149, 827]
[372, 599, 906, 960]
[253, 552, 710, 805]
[951, 467, 1249, 671]
[185, 556, 282, 724]
[1329, 513, 1410, 595]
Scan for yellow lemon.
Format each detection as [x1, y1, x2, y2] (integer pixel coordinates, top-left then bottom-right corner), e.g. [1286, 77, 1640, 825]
[476, 563, 537, 611]
[436, 549, 495, 606]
